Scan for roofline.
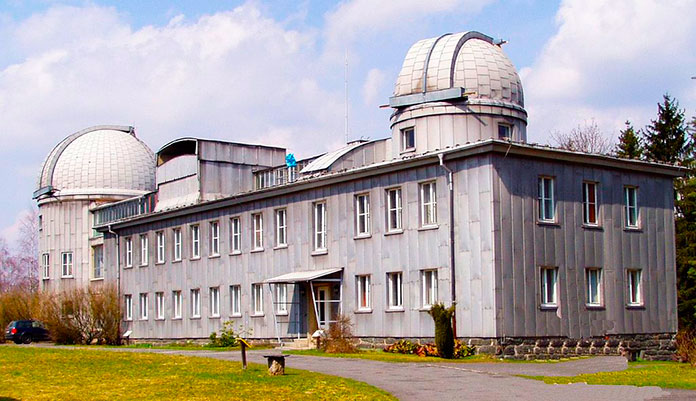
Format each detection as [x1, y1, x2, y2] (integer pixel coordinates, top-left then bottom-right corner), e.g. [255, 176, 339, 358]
[100, 139, 682, 231]
[157, 137, 287, 156]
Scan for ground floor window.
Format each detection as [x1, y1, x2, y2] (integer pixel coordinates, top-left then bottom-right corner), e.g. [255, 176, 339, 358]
[230, 285, 241, 316]
[275, 284, 288, 314]
[252, 284, 264, 315]
[627, 269, 642, 306]
[124, 294, 132, 321]
[421, 269, 438, 308]
[356, 275, 371, 311]
[586, 268, 602, 306]
[190, 289, 201, 318]
[139, 293, 148, 320]
[92, 245, 104, 279]
[61, 252, 73, 278]
[540, 267, 558, 307]
[155, 292, 164, 319]
[210, 287, 220, 317]
[173, 291, 182, 319]
[41, 253, 50, 279]
[387, 272, 403, 310]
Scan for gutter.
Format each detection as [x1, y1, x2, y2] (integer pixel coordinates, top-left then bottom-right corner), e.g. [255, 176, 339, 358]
[108, 225, 121, 324]
[438, 153, 457, 339]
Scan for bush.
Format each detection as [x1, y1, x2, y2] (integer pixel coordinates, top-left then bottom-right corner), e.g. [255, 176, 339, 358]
[384, 339, 474, 359]
[209, 321, 239, 347]
[0, 288, 43, 342]
[675, 329, 696, 366]
[428, 303, 455, 359]
[324, 314, 357, 353]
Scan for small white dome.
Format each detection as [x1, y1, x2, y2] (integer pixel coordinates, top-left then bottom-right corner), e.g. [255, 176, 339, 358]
[394, 31, 524, 108]
[36, 126, 155, 197]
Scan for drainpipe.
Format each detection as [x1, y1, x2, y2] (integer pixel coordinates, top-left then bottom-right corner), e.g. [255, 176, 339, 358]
[108, 225, 121, 308]
[438, 153, 457, 338]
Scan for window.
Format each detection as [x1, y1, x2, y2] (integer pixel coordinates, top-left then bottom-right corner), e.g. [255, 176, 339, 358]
[252, 213, 264, 250]
[210, 287, 220, 317]
[356, 275, 371, 311]
[252, 284, 264, 315]
[275, 284, 288, 314]
[275, 209, 287, 247]
[191, 225, 200, 258]
[230, 285, 241, 316]
[582, 182, 598, 225]
[625, 186, 639, 228]
[401, 127, 415, 152]
[190, 289, 201, 318]
[156, 232, 165, 263]
[538, 177, 555, 222]
[124, 294, 132, 321]
[155, 292, 164, 319]
[421, 270, 438, 308]
[313, 202, 327, 251]
[139, 293, 148, 320]
[387, 188, 403, 232]
[230, 217, 241, 253]
[540, 267, 558, 307]
[498, 124, 512, 140]
[420, 182, 437, 226]
[41, 253, 50, 279]
[93, 245, 104, 279]
[61, 252, 73, 277]
[586, 268, 602, 306]
[172, 228, 182, 261]
[627, 269, 642, 306]
[387, 272, 403, 309]
[355, 194, 370, 236]
[140, 235, 149, 265]
[209, 221, 220, 256]
[173, 291, 182, 319]
[125, 237, 133, 267]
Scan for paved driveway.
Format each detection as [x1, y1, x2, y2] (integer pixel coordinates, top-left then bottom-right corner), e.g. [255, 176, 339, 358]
[34, 345, 696, 400]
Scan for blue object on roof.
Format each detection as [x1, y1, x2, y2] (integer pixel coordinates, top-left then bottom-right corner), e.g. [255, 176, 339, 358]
[286, 154, 297, 168]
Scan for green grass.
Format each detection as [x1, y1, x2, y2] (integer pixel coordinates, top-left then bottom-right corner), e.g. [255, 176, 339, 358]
[521, 360, 696, 390]
[284, 349, 500, 363]
[63, 342, 273, 352]
[0, 346, 394, 400]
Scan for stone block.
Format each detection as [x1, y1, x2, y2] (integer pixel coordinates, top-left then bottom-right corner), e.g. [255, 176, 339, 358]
[550, 339, 565, 347]
[591, 339, 606, 347]
[564, 339, 578, 347]
[606, 339, 620, 347]
[476, 345, 497, 355]
[536, 339, 550, 347]
[503, 345, 516, 356]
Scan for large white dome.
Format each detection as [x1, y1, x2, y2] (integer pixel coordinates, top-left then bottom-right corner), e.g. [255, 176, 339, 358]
[394, 31, 524, 108]
[35, 126, 155, 198]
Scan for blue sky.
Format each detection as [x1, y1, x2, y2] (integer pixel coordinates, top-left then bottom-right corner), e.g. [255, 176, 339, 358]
[0, 0, 695, 245]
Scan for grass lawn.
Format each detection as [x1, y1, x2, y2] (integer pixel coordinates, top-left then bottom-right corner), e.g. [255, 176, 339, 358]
[0, 346, 394, 400]
[67, 342, 272, 352]
[521, 360, 696, 390]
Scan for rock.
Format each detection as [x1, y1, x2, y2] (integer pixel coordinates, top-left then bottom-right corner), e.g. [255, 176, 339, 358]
[269, 360, 284, 376]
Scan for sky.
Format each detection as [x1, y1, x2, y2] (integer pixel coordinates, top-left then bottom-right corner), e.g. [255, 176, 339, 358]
[1, 0, 695, 246]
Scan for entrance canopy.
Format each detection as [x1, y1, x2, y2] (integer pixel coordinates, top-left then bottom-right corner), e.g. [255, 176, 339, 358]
[263, 268, 342, 284]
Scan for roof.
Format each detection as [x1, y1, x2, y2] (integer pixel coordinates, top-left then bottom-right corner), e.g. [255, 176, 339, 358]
[34, 125, 155, 199]
[263, 268, 343, 283]
[300, 141, 368, 173]
[392, 31, 524, 108]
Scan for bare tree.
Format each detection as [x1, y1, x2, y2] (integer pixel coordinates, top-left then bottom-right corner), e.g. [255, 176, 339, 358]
[551, 120, 613, 154]
[0, 208, 39, 292]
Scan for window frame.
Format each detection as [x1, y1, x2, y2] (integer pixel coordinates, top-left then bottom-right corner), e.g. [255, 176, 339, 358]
[275, 209, 287, 248]
[173, 228, 182, 261]
[172, 290, 182, 319]
[140, 234, 149, 266]
[156, 231, 165, 264]
[582, 181, 599, 226]
[190, 225, 200, 259]
[400, 126, 415, 152]
[540, 267, 558, 308]
[230, 217, 242, 254]
[252, 283, 264, 316]
[419, 181, 437, 227]
[356, 275, 372, 312]
[421, 269, 438, 309]
[275, 284, 288, 315]
[498, 123, 512, 140]
[92, 245, 104, 279]
[155, 292, 164, 320]
[190, 289, 201, 318]
[252, 213, 264, 251]
[209, 221, 220, 257]
[139, 293, 148, 320]
[627, 269, 643, 307]
[624, 186, 639, 228]
[354, 193, 371, 237]
[230, 285, 242, 317]
[41, 253, 50, 279]
[585, 267, 603, 307]
[387, 272, 404, 310]
[61, 252, 73, 278]
[125, 237, 133, 267]
[386, 187, 403, 232]
[313, 201, 327, 251]
[124, 294, 133, 321]
[209, 287, 220, 317]
[538, 176, 556, 223]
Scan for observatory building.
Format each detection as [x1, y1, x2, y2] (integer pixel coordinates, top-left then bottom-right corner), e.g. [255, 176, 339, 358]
[35, 32, 680, 359]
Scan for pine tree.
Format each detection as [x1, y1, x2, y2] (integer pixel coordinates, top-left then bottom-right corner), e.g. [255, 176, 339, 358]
[643, 94, 690, 164]
[615, 121, 643, 159]
[676, 178, 696, 329]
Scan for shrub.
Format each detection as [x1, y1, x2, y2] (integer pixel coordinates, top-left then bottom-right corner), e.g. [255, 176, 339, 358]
[324, 314, 357, 353]
[428, 303, 455, 359]
[384, 339, 473, 359]
[675, 329, 696, 366]
[0, 288, 43, 342]
[209, 321, 239, 347]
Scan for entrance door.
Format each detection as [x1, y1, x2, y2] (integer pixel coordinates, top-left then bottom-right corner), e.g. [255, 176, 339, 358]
[315, 286, 331, 329]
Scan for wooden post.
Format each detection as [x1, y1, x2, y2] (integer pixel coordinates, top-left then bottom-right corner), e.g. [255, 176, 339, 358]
[239, 338, 249, 370]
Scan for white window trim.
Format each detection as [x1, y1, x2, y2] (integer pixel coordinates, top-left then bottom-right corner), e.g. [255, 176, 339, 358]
[92, 245, 104, 279]
[420, 182, 437, 227]
[139, 293, 148, 320]
[585, 267, 603, 307]
[230, 217, 242, 254]
[400, 126, 415, 152]
[41, 253, 50, 279]
[538, 177, 555, 223]
[173, 228, 182, 261]
[252, 213, 264, 251]
[124, 294, 133, 321]
[209, 221, 220, 257]
[190, 225, 200, 259]
[252, 284, 264, 316]
[313, 202, 327, 251]
[156, 232, 165, 264]
[140, 235, 149, 266]
[498, 123, 512, 140]
[155, 292, 164, 320]
[190, 289, 201, 318]
[627, 269, 643, 306]
[582, 181, 599, 226]
[387, 272, 403, 310]
[61, 252, 73, 278]
[355, 194, 371, 237]
[540, 267, 558, 308]
[421, 269, 438, 309]
[230, 285, 242, 317]
[210, 287, 220, 317]
[624, 186, 639, 228]
[356, 275, 371, 312]
[173, 291, 182, 319]
[275, 209, 287, 248]
[275, 284, 288, 315]
[125, 237, 133, 267]
[386, 188, 403, 232]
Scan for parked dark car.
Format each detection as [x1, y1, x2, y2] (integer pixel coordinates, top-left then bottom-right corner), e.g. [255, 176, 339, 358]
[5, 320, 50, 344]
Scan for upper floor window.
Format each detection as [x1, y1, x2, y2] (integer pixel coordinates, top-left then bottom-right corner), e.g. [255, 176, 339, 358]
[387, 188, 403, 232]
[421, 269, 438, 308]
[313, 202, 327, 251]
[538, 177, 555, 222]
[356, 275, 371, 311]
[624, 186, 639, 228]
[401, 127, 415, 152]
[61, 252, 73, 278]
[140, 234, 149, 266]
[173, 228, 182, 261]
[627, 269, 643, 306]
[275, 209, 287, 247]
[252, 213, 264, 250]
[125, 237, 133, 267]
[190, 289, 201, 318]
[209, 221, 220, 256]
[191, 225, 200, 258]
[156, 231, 165, 263]
[387, 272, 403, 310]
[420, 182, 437, 227]
[586, 268, 602, 307]
[355, 194, 370, 237]
[582, 181, 598, 226]
[540, 267, 558, 307]
[230, 217, 241, 253]
[41, 253, 50, 279]
[124, 294, 132, 321]
[498, 124, 512, 140]
[92, 245, 104, 279]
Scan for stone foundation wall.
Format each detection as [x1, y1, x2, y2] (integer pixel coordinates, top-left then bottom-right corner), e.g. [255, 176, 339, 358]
[355, 333, 677, 361]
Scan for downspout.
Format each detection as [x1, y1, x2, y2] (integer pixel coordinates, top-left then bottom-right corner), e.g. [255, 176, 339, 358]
[438, 153, 457, 338]
[108, 225, 121, 315]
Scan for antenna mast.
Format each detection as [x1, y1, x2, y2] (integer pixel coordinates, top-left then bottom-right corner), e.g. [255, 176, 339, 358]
[344, 48, 349, 144]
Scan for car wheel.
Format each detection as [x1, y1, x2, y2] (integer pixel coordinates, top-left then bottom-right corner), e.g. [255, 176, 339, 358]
[21, 334, 32, 344]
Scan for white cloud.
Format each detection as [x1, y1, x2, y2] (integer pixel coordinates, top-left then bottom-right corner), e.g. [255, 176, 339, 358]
[522, 0, 696, 143]
[362, 68, 386, 106]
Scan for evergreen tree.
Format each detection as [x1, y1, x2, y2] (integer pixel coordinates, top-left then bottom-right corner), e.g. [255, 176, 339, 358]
[676, 178, 696, 329]
[643, 94, 690, 164]
[615, 120, 643, 159]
